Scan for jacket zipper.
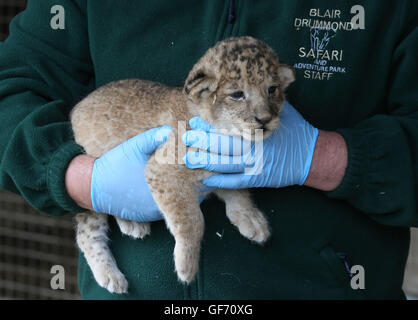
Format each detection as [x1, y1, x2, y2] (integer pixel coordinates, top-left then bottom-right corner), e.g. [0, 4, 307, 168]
[227, 0, 236, 24]
[336, 252, 354, 279]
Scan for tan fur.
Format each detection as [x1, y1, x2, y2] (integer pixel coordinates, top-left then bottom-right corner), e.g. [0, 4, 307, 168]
[71, 37, 294, 293]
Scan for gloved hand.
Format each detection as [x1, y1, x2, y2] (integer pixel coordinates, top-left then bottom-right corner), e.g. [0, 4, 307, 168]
[91, 125, 172, 222]
[182, 101, 319, 189]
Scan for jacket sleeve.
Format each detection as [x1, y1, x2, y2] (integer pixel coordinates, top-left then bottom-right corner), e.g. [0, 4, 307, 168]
[0, 0, 94, 215]
[326, 1, 418, 227]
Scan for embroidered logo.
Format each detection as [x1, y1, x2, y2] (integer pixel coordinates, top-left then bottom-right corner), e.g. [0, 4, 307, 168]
[292, 5, 365, 81]
[310, 28, 336, 53]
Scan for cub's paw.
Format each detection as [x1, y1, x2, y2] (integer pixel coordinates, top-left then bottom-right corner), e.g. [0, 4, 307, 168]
[174, 242, 199, 284]
[92, 263, 129, 294]
[231, 208, 271, 244]
[116, 219, 151, 239]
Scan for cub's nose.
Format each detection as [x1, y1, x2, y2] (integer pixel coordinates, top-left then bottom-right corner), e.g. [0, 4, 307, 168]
[255, 115, 272, 126]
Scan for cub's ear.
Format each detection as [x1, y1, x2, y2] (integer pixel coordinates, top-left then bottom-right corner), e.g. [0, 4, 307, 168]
[184, 67, 218, 103]
[278, 64, 295, 89]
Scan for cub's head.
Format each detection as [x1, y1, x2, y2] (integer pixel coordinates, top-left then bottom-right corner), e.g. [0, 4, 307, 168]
[184, 36, 294, 140]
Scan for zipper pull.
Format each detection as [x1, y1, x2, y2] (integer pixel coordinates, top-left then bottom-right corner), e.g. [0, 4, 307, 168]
[228, 0, 236, 24]
[337, 252, 354, 279]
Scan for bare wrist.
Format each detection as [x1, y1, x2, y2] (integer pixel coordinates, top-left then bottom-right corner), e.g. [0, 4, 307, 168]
[65, 154, 96, 210]
[304, 130, 348, 191]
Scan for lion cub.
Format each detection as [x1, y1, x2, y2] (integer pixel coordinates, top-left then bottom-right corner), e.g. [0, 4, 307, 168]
[71, 37, 295, 294]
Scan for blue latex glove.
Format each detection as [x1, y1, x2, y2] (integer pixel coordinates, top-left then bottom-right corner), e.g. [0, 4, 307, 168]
[91, 125, 172, 222]
[182, 101, 319, 189]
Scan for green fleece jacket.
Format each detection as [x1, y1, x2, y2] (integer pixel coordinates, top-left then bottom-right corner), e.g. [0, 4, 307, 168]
[0, 0, 417, 299]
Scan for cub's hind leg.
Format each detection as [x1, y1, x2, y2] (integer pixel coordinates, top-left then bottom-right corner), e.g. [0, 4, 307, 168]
[76, 212, 128, 294]
[214, 189, 271, 244]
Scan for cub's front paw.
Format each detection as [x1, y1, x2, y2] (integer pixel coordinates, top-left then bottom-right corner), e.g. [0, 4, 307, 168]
[116, 219, 151, 239]
[232, 208, 271, 244]
[174, 242, 199, 284]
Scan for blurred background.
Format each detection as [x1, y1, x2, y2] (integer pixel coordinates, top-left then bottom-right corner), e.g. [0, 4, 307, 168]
[0, 0, 417, 300]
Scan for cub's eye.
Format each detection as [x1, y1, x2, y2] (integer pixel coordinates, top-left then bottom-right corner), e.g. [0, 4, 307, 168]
[268, 86, 278, 95]
[230, 91, 245, 100]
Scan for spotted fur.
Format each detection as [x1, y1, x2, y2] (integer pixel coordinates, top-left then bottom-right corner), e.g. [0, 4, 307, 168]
[71, 37, 294, 293]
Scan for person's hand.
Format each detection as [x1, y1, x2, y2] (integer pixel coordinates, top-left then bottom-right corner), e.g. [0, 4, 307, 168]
[182, 101, 319, 189]
[91, 126, 172, 222]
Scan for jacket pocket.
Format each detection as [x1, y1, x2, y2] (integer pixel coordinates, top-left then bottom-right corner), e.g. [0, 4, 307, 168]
[319, 246, 352, 287]
[311, 240, 367, 299]
[311, 239, 352, 287]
